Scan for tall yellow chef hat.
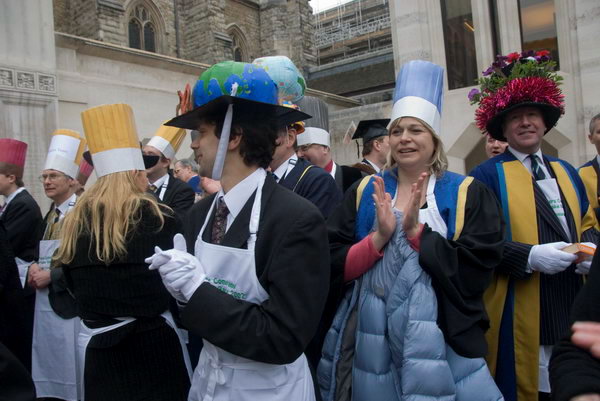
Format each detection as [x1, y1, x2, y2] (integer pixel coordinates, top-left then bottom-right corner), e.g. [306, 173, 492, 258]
[80, 104, 145, 177]
[44, 129, 86, 179]
[146, 123, 186, 160]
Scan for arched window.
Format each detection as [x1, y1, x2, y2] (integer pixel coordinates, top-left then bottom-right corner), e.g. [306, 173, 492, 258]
[128, 19, 141, 49]
[227, 25, 249, 62]
[233, 47, 243, 62]
[144, 22, 156, 52]
[128, 4, 158, 52]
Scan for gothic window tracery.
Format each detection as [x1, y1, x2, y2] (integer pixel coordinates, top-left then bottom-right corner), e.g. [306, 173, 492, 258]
[128, 4, 158, 52]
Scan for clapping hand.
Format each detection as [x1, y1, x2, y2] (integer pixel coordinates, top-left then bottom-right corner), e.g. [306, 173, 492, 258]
[402, 172, 428, 239]
[371, 176, 395, 251]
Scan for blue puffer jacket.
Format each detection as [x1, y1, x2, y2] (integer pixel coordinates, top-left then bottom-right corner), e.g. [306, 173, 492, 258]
[318, 211, 504, 401]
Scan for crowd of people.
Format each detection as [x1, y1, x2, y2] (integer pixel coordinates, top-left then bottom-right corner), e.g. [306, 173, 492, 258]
[1, 52, 600, 401]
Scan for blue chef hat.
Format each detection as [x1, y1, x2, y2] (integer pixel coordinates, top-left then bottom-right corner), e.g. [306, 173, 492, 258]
[390, 60, 444, 136]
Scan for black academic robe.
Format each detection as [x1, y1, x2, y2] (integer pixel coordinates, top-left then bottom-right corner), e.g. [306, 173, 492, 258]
[334, 163, 364, 194]
[327, 175, 505, 358]
[154, 172, 195, 217]
[0, 189, 42, 372]
[181, 175, 330, 367]
[63, 207, 190, 401]
[550, 250, 600, 400]
[0, 221, 32, 374]
[279, 158, 343, 218]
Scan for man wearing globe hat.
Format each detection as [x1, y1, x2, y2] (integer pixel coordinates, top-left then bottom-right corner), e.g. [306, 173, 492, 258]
[146, 61, 329, 401]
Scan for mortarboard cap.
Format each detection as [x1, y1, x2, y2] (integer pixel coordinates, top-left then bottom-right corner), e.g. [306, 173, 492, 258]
[351, 119, 390, 144]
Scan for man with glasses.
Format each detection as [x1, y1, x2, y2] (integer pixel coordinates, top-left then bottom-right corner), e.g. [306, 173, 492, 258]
[0, 138, 43, 373]
[173, 158, 202, 198]
[296, 127, 363, 193]
[27, 129, 85, 401]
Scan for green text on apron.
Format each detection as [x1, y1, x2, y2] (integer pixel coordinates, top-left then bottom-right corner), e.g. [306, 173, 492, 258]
[189, 170, 315, 401]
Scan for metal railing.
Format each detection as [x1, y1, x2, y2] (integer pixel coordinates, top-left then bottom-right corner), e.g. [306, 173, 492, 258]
[314, 14, 391, 47]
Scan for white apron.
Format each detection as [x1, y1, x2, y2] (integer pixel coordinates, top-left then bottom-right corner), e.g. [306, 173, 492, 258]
[188, 174, 315, 401]
[32, 203, 80, 401]
[76, 310, 191, 401]
[394, 174, 448, 235]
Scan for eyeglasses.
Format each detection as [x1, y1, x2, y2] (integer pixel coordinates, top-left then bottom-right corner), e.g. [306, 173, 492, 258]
[38, 173, 67, 183]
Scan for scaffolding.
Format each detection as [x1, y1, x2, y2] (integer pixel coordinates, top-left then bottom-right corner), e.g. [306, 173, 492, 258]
[315, 14, 391, 48]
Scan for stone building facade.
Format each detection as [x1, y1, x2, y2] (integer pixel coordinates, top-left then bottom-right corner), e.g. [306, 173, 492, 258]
[52, 0, 316, 73]
[0, 0, 355, 208]
[327, 0, 600, 174]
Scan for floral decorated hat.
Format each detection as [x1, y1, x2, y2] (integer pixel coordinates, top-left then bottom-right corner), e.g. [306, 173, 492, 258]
[468, 50, 564, 141]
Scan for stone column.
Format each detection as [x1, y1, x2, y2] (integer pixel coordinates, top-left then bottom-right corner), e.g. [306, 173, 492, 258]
[388, 0, 435, 76]
[0, 0, 58, 209]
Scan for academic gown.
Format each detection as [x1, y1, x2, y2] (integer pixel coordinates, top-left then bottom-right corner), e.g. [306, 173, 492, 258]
[578, 157, 600, 228]
[549, 251, 600, 400]
[180, 175, 330, 394]
[327, 169, 505, 359]
[333, 164, 364, 194]
[153, 171, 195, 216]
[62, 207, 190, 401]
[0, 189, 43, 371]
[470, 151, 598, 401]
[0, 220, 32, 376]
[279, 158, 343, 218]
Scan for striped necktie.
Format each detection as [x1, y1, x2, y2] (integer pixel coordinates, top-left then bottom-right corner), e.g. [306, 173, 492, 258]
[529, 154, 546, 180]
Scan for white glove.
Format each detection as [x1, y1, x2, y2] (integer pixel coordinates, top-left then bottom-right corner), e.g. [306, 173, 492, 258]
[528, 242, 578, 275]
[146, 234, 206, 302]
[575, 242, 596, 275]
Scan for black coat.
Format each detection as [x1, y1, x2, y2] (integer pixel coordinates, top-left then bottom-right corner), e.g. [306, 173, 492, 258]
[0, 341, 36, 401]
[181, 174, 330, 365]
[157, 172, 195, 217]
[0, 189, 43, 263]
[63, 207, 190, 401]
[0, 189, 42, 372]
[279, 158, 342, 218]
[334, 163, 364, 194]
[550, 250, 600, 400]
[0, 221, 32, 372]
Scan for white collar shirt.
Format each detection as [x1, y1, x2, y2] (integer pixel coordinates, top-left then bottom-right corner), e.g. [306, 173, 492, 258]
[217, 168, 266, 231]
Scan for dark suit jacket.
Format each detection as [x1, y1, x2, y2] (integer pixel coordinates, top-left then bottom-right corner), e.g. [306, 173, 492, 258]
[181, 175, 330, 365]
[279, 158, 342, 218]
[154, 172, 195, 217]
[0, 190, 42, 263]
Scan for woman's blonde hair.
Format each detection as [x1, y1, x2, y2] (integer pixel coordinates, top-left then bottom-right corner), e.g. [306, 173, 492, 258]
[384, 117, 448, 177]
[55, 170, 166, 265]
